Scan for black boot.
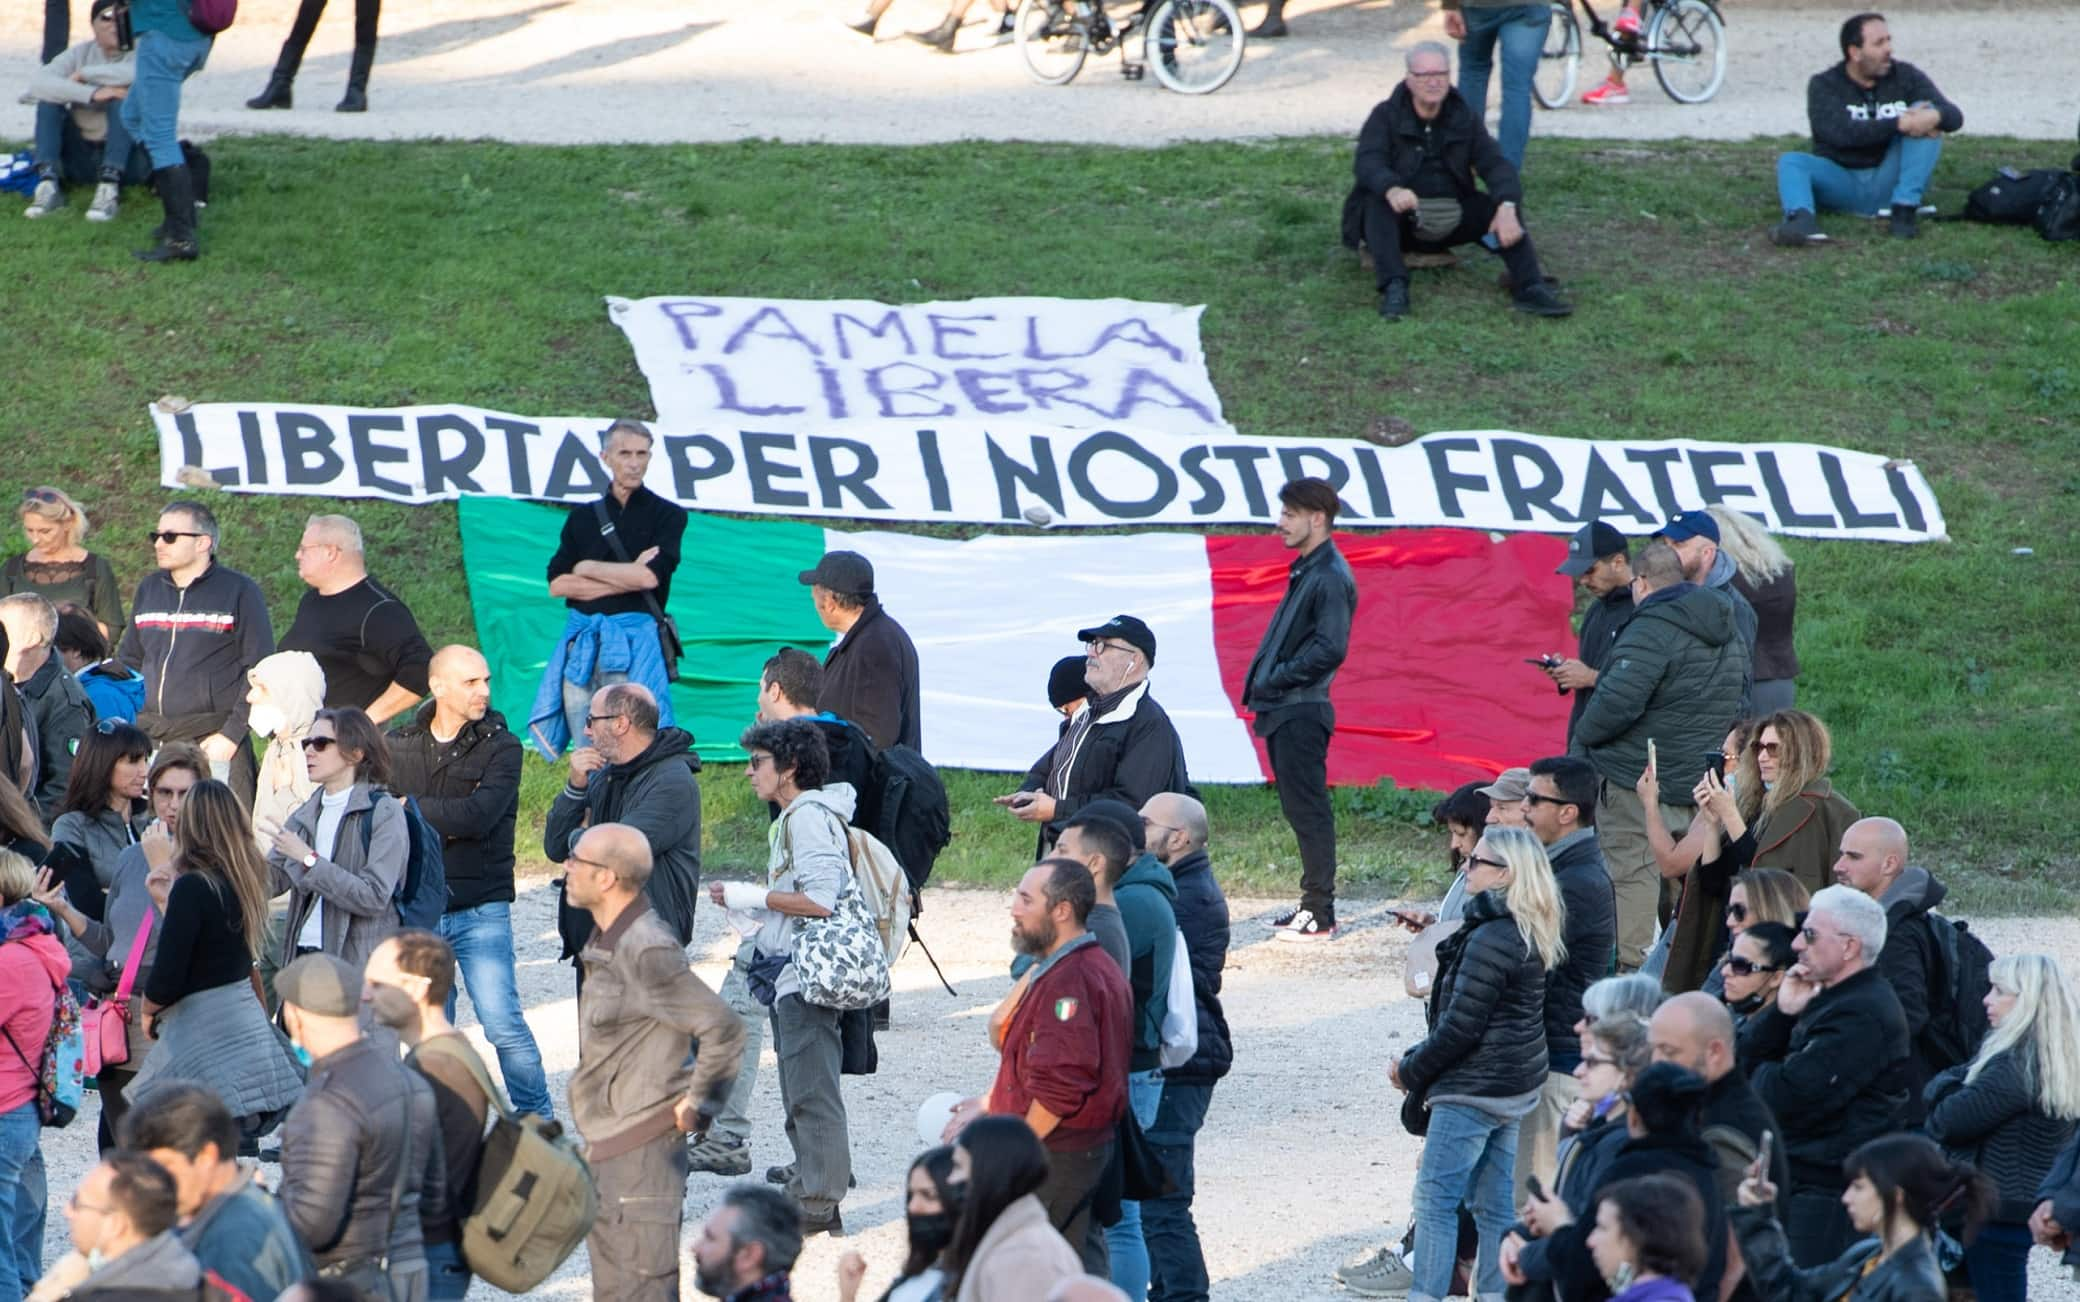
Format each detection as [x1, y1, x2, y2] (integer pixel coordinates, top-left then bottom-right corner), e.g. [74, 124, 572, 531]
[245, 71, 295, 109]
[909, 16, 960, 51]
[136, 166, 199, 263]
[337, 42, 375, 111]
[1250, 0, 1287, 37]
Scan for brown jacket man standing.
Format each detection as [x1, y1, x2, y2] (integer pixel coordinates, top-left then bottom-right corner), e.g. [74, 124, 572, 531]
[567, 822, 746, 1302]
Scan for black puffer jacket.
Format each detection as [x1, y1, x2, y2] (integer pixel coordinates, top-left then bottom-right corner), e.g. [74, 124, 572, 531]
[1163, 849, 1233, 1086]
[1875, 866, 1953, 1120]
[1572, 582, 1749, 805]
[1742, 966, 1912, 1187]
[1398, 889, 1548, 1100]
[1543, 830, 1616, 1073]
[1541, 1130, 1728, 1302]
[1925, 1051, 2079, 1224]
[385, 705, 523, 913]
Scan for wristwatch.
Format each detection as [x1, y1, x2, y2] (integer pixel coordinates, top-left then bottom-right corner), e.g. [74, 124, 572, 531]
[301, 852, 318, 869]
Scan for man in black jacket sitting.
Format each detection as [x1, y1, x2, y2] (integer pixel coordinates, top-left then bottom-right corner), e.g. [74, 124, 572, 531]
[1773, 13, 1963, 245]
[1347, 41, 1572, 321]
[1739, 885, 1911, 1267]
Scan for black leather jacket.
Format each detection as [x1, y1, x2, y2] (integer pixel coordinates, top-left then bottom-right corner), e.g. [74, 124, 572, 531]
[385, 705, 523, 913]
[277, 1037, 447, 1272]
[1243, 541, 1357, 721]
[1733, 1207, 1946, 1302]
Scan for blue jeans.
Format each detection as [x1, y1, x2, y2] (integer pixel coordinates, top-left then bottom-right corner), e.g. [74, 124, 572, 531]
[1410, 1103, 1520, 1302]
[1106, 1069, 1166, 1299]
[0, 1102, 45, 1302]
[32, 102, 149, 185]
[1776, 135, 1943, 217]
[424, 1236, 472, 1301]
[1962, 1221, 2032, 1302]
[1144, 1081, 1213, 1302]
[119, 29, 212, 171]
[439, 901, 554, 1120]
[1456, 4, 1548, 171]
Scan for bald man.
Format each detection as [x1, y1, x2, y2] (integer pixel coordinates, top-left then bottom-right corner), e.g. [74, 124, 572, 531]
[1832, 816, 1978, 1120]
[279, 512, 433, 720]
[1139, 792, 1228, 1302]
[385, 644, 552, 1118]
[1650, 993, 1788, 1213]
[567, 822, 745, 1302]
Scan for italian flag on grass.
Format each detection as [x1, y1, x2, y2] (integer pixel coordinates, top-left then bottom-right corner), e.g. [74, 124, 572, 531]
[459, 496, 1575, 789]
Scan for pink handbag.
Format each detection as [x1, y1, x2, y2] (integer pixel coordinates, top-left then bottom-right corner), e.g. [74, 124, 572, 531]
[83, 912, 154, 1076]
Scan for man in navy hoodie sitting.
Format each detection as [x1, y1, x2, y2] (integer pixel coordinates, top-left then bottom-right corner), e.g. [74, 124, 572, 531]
[1773, 13, 1963, 245]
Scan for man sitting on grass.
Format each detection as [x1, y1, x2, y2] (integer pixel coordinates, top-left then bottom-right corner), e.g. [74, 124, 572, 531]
[1772, 12, 1962, 246]
[1345, 42, 1572, 322]
[19, 0, 149, 221]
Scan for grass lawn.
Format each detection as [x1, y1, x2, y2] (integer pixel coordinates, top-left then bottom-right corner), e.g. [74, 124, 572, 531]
[4, 133, 2075, 912]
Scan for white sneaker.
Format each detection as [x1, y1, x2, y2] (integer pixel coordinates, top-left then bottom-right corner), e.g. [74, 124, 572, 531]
[24, 179, 62, 218]
[1336, 1245, 1415, 1295]
[1274, 907, 1338, 943]
[85, 181, 120, 223]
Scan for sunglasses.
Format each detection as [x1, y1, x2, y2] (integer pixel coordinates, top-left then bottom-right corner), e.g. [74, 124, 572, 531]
[1722, 956, 1778, 977]
[147, 530, 206, 544]
[21, 489, 65, 505]
[1726, 902, 1748, 923]
[1522, 792, 1571, 808]
[300, 736, 337, 753]
[1466, 854, 1509, 871]
[1751, 739, 1782, 756]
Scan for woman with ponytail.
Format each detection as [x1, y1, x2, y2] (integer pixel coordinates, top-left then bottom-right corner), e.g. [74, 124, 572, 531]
[1733, 1132, 1993, 1302]
[1924, 954, 2080, 1302]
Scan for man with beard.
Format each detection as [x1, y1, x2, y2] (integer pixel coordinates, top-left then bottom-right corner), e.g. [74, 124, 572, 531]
[1000, 615, 1190, 854]
[949, 859, 1132, 1274]
[691, 1185, 803, 1301]
[1546, 520, 1636, 751]
[1653, 511, 1757, 714]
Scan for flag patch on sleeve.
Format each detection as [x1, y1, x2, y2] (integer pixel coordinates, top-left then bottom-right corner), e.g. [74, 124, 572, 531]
[1054, 997, 1079, 1021]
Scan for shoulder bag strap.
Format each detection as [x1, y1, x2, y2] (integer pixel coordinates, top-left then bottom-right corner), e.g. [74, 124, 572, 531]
[114, 910, 154, 1002]
[380, 1092, 414, 1272]
[415, 1034, 515, 1123]
[590, 499, 675, 632]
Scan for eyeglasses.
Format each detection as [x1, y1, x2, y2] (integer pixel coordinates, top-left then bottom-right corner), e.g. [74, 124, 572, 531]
[565, 853, 608, 873]
[1407, 70, 1451, 80]
[147, 530, 205, 544]
[1799, 925, 1838, 945]
[1722, 956, 1778, 977]
[745, 754, 773, 770]
[1581, 1054, 1619, 1070]
[584, 713, 624, 727]
[1143, 819, 1181, 838]
[1085, 640, 1138, 658]
[1751, 740, 1782, 756]
[1726, 902, 1748, 924]
[67, 1193, 111, 1214]
[1466, 854, 1509, 871]
[300, 736, 337, 753]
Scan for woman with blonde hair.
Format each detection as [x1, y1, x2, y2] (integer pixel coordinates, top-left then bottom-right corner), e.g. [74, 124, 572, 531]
[1707, 505, 1798, 715]
[1697, 867, 1809, 999]
[1732, 709, 1859, 897]
[131, 780, 304, 1144]
[2, 488, 124, 642]
[1371, 826, 1564, 1302]
[1924, 954, 2080, 1302]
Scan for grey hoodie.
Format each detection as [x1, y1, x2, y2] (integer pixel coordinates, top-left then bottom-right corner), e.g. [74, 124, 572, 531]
[1703, 548, 1759, 713]
[21, 38, 134, 142]
[71, 1230, 205, 1296]
[755, 783, 857, 1002]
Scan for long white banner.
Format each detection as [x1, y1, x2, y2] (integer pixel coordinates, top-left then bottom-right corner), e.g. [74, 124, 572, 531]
[604, 294, 1233, 438]
[152, 403, 1947, 541]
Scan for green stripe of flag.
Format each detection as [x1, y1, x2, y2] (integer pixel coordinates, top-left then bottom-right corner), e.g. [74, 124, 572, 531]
[458, 496, 832, 762]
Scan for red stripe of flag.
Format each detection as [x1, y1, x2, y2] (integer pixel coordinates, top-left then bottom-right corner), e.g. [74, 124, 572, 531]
[1206, 529, 1577, 791]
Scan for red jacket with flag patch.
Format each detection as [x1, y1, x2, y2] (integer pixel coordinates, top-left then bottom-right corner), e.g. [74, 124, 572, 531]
[989, 935, 1131, 1152]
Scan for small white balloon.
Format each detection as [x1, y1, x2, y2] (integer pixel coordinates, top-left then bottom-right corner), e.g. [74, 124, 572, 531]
[917, 1091, 965, 1146]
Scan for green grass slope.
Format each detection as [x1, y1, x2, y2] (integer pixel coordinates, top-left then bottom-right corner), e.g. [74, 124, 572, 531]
[5, 134, 2074, 911]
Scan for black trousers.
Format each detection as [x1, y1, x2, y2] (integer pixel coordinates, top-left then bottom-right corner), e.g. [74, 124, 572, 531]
[1358, 189, 1546, 292]
[43, 0, 68, 62]
[273, 0, 382, 75]
[1265, 713, 1337, 920]
[1037, 1140, 1114, 1277]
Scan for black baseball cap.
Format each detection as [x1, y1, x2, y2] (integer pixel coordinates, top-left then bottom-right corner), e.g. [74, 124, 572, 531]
[797, 550, 874, 598]
[1655, 510, 1720, 544]
[1076, 614, 1157, 666]
[1047, 655, 1090, 708]
[1556, 521, 1631, 577]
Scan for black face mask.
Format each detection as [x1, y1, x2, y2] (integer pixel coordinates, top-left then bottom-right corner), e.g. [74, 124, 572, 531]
[908, 1210, 955, 1257]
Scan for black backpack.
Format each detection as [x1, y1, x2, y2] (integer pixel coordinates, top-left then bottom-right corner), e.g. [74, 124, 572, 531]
[1963, 168, 2068, 224]
[1922, 912, 1994, 1070]
[874, 744, 951, 898]
[2036, 174, 2080, 242]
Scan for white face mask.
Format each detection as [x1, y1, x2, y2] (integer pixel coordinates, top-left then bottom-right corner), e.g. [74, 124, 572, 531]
[248, 702, 287, 739]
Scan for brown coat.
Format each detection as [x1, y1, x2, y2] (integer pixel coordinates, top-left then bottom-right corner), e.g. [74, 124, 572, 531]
[569, 902, 745, 1160]
[1749, 778, 1860, 899]
[1661, 829, 1756, 995]
[953, 1193, 1082, 1302]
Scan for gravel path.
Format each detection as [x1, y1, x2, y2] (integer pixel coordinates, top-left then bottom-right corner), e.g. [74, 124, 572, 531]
[35, 881, 2080, 1299]
[5, 0, 2078, 148]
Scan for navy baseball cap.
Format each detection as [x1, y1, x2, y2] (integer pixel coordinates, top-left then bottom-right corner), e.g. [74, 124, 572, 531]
[1655, 510, 1720, 544]
[1076, 614, 1157, 666]
[1556, 521, 1631, 577]
[797, 551, 875, 597]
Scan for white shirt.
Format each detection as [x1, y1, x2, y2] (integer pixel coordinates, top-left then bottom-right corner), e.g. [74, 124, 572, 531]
[294, 788, 354, 950]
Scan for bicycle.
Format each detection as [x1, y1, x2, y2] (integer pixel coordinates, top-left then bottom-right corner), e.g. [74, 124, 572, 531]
[1535, 0, 1726, 108]
[1013, 0, 1247, 96]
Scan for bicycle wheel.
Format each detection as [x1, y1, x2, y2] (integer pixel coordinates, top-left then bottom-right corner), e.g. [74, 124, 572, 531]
[1648, 0, 1725, 104]
[1535, 2, 1581, 109]
[1145, 0, 1246, 95]
[1016, 0, 1090, 86]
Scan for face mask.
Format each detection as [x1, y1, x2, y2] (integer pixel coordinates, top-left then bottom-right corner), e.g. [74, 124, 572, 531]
[908, 1210, 955, 1257]
[1730, 990, 1767, 1016]
[1608, 1262, 1636, 1292]
[248, 702, 287, 739]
